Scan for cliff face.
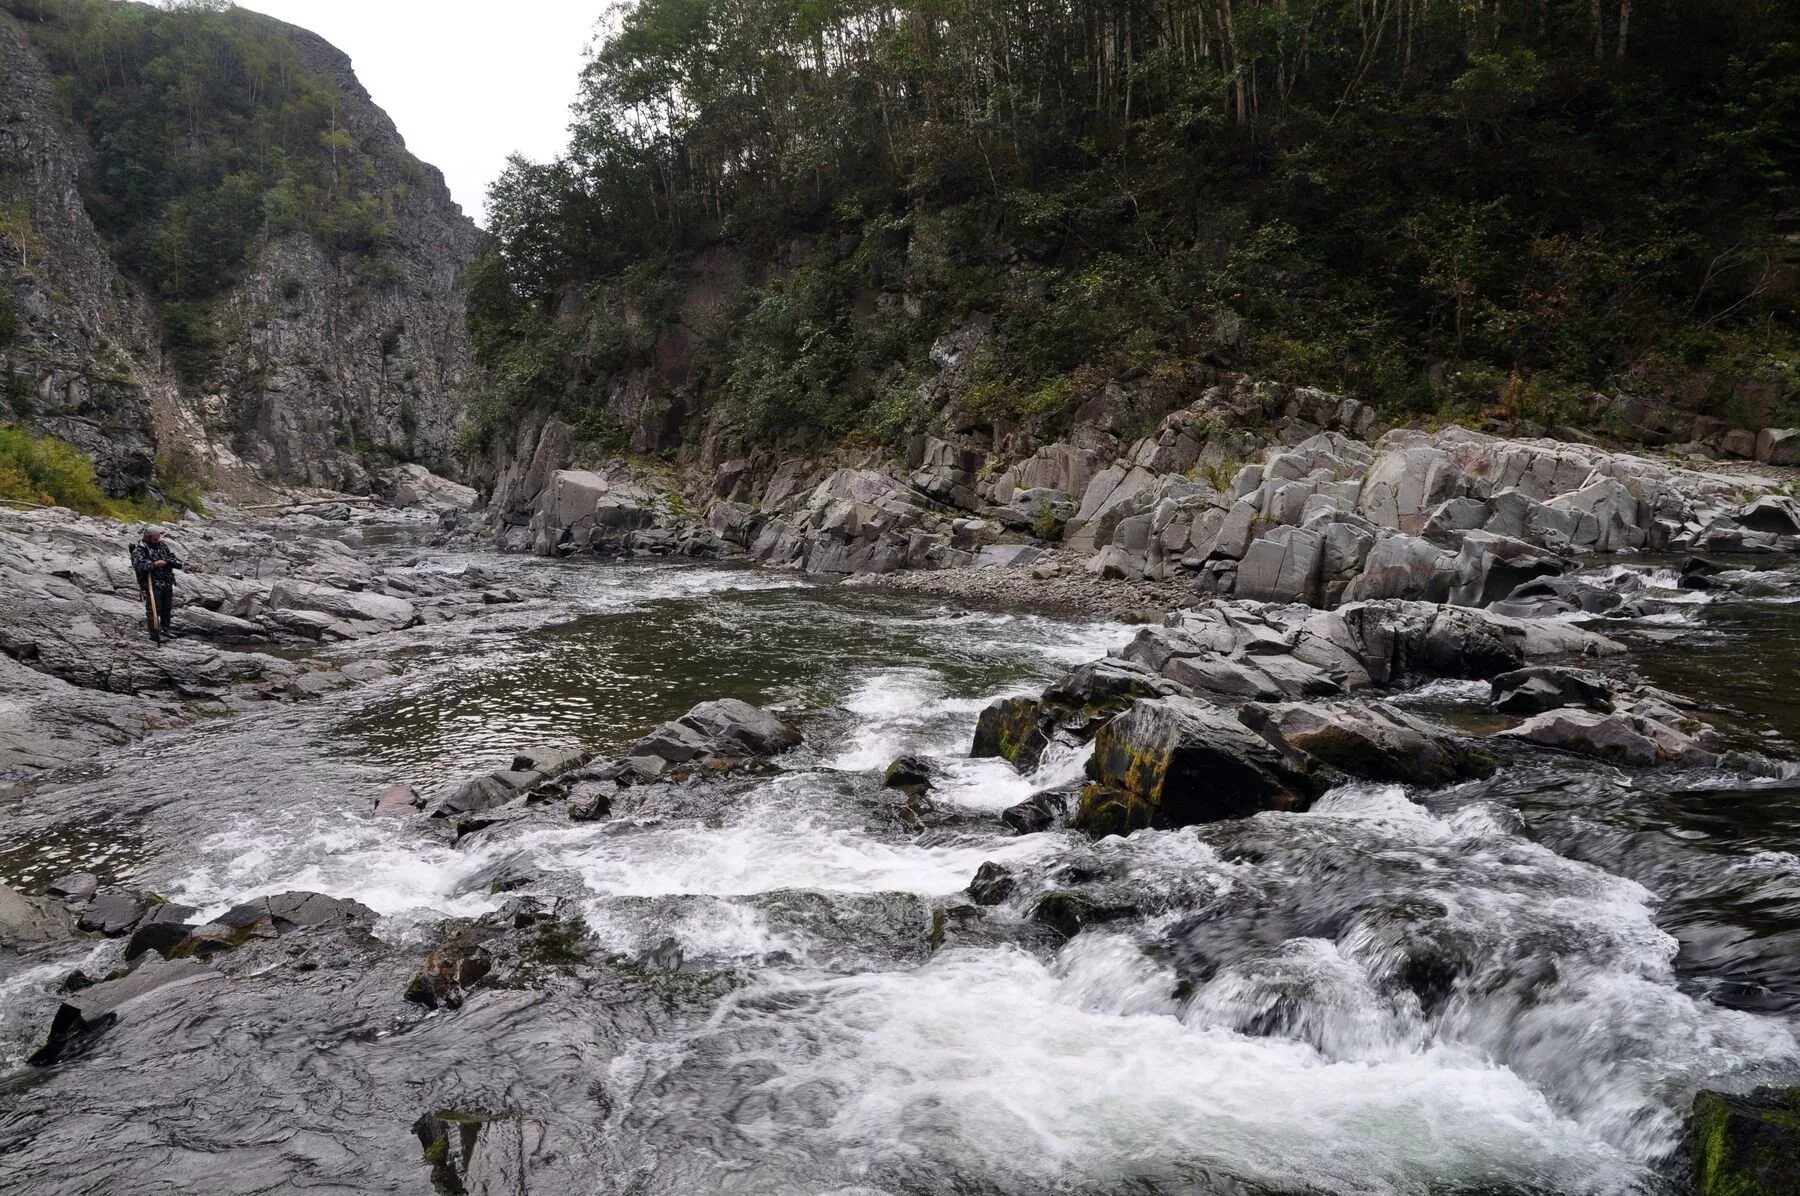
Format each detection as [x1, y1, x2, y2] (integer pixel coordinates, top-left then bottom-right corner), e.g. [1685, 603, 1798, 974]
[0, 1, 480, 496]
[0, 14, 164, 492]
[211, 19, 482, 490]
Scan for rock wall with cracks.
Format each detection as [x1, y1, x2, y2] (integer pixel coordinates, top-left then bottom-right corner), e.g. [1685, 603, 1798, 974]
[506, 371, 1800, 617]
[0, 7, 480, 497]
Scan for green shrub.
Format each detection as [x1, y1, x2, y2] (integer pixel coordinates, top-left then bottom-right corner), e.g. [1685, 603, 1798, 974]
[0, 424, 177, 519]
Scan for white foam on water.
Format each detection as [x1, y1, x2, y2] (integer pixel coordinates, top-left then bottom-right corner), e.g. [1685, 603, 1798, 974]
[564, 563, 809, 613]
[520, 810, 1055, 902]
[823, 668, 992, 771]
[1388, 678, 1493, 705]
[582, 896, 793, 962]
[1284, 786, 1800, 1161]
[160, 814, 503, 933]
[1629, 608, 1704, 625]
[928, 738, 1094, 813]
[1734, 849, 1800, 887]
[896, 607, 1140, 668]
[642, 946, 1637, 1195]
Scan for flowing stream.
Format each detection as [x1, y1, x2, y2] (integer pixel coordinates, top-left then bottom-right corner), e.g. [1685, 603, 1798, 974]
[2, 540, 1799, 1194]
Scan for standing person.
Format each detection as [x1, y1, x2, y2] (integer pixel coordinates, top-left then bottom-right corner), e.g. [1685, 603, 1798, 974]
[129, 528, 183, 643]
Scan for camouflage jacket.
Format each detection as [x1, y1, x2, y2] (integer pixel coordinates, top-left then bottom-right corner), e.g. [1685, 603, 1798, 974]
[129, 541, 184, 586]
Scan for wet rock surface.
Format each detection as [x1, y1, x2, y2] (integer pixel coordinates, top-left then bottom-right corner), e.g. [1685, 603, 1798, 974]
[2, 522, 1800, 1195]
[0, 504, 558, 779]
[1690, 1086, 1800, 1196]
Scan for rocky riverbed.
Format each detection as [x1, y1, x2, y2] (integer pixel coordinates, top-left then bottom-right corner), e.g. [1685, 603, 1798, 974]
[4, 491, 1800, 1194]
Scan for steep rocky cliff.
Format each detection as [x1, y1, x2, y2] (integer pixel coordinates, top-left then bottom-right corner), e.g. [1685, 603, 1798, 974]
[0, 0, 479, 497]
[0, 13, 165, 492]
[209, 19, 482, 490]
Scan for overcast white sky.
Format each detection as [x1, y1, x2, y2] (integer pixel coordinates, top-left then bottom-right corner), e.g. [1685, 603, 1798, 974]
[236, 1, 604, 225]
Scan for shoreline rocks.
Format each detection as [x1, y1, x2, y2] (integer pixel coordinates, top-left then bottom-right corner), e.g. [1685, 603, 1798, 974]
[953, 589, 1769, 838]
[0, 503, 552, 780]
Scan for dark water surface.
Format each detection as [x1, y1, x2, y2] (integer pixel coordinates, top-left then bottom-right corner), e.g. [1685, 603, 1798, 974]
[2, 549, 1798, 1195]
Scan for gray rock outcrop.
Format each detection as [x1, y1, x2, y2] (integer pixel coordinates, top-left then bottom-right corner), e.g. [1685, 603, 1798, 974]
[0, 8, 480, 496]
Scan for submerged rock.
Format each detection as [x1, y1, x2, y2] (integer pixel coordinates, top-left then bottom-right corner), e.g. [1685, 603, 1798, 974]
[1679, 556, 1731, 591]
[967, 862, 1016, 906]
[405, 927, 496, 1011]
[374, 783, 424, 816]
[1031, 890, 1137, 939]
[1691, 1086, 1800, 1196]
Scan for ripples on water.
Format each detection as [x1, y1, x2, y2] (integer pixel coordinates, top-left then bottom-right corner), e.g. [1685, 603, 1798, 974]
[3, 554, 1800, 1194]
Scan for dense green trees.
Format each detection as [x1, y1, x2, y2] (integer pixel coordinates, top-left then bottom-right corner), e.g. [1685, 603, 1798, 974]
[474, 0, 1799, 446]
[4, 0, 398, 383]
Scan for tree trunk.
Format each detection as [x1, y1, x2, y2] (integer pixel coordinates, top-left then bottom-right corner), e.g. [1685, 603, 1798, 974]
[1591, 0, 1605, 61]
[1616, 0, 1631, 60]
[1220, 0, 1246, 125]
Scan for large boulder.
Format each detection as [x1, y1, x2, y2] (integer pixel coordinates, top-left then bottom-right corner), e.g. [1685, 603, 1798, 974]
[1445, 531, 1565, 608]
[76, 887, 163, 936]
[385, 464, 478, 511]
[990, 442, 1102, 504]
[1497, 706, 1718, 768]
[1065, 465, 1159, 553]
[1235, 527, 1324, 605]
[970, 696, 1048, 770]
[1754, 428, 1800, 466]
[1544, 479, 1646, 552]
[530, 470, 662, 556]
[1341, 534, 1457, 603]
[212, 891, 376, 937]
[908, 436, 985, 510]
[1078, 696, 1323, 834]
[1001, 788, 1072, 835]
[1334, 600, 1618, 685]
[1487, 574, 1628, 620]
[1241, 701, 1493, 786]
[1489, 666, 1615, 715]
[1357, 442, 1463, 533]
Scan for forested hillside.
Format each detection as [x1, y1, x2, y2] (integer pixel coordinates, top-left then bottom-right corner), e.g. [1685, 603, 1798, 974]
[469, 0, 1800, 460]
[0, 0, 479, 496]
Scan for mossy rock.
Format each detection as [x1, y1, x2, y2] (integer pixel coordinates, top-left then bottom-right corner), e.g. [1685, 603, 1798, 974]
[882, 754, 935, 795]
[1070, 784, 1147, 838]
[1032, 891, 1098, 939]
[1692, 1086, 1800, 1196]
[1031, 890, 1136, 939]
[970, 696, 1047, 769]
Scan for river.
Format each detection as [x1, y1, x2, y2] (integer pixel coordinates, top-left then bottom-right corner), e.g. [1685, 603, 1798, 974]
[1, 536, 1798, 1195]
